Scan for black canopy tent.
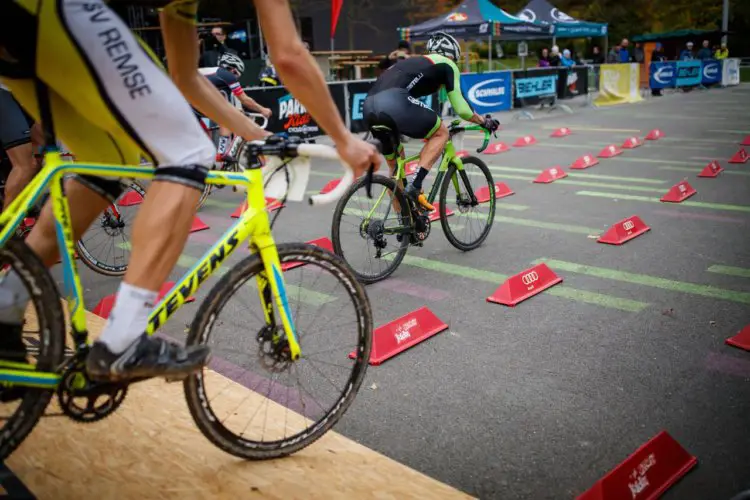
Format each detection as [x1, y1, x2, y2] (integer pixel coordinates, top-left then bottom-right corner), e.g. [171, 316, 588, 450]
[398, 0, 555, 69]
[516, 0, 607, 39]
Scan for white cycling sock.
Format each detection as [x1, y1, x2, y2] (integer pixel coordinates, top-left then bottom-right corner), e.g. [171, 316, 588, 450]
[98, 282, 158, 354]
[0, 271, 31, 325]
[217, 136, 230, 156]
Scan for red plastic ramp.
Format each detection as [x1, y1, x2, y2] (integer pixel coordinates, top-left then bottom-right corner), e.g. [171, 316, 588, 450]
[725, 325, 750, 352]
[428, 203, 454, 222]
[597, 215, 650, 245]
[190, 217, 209, 233]
[348, 307, 448, 365]
[645, 129, 664, 140]
[456, 150, 469, 158]
[281, 237, 334, 271]
[231, 197, 284, 218]
[118, 190, 143, 207]
[483, 142, 510, 155]
[570, 154, 599, 170]
[728, 148, 749, 164]
[405, 161, 419, 175]
[93, 281, 195, 319]
[577, 431, 697, 500]
[621, 136, 642, 149]
[698, 161, 723, 178]
[598, 144, 623, 158]
[513, 135, 537, 147]
[486, 263, 562, 306]
[475, 182, 514, 203]
[660, 181, 696, 203]
[320, 178, 342, 194]
[741, 135, 750, 146]
[533, 166, 567, 184]
[550, 127, 571, 137]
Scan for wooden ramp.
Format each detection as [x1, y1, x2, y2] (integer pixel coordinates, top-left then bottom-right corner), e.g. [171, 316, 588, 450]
[6, 311, 473, 499]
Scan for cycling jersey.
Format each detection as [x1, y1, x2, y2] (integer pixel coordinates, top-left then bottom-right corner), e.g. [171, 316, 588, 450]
[368, 54, 474, 121]
[0, 0, 214, 199]
[204, 67, 245, 100]
[0, 88, 32, 150]
[363, 54, 475, 159]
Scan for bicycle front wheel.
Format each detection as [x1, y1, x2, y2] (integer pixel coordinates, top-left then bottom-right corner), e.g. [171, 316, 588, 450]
[76, 180, 147, 277]
[183, 242, 373, 460]
[439, 156, 496, 251]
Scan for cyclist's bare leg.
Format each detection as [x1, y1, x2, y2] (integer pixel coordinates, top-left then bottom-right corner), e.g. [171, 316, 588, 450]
[3, 143, 38, 210]
[417, 122, 448, 175]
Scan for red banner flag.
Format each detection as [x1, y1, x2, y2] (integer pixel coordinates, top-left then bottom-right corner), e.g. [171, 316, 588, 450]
[331, 0, 344, 38]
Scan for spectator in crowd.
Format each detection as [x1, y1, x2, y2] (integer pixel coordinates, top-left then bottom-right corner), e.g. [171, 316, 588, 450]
[715, 42, 729, 59]
[560, 49, 575, 67]
[607, 45, 620, 63]
[378, 40, 411, 72]
[199, 26, 238, 68]
[634, 42, 645, 63]
[650, 42, 668, 97]
[538, 48, 550, 67]
[679, 41, 695, 60]
[697, 40, 713, 60]
[591, 46, 605, 64]
[619, 38, 631, 62]
[548, 45, 561, 66]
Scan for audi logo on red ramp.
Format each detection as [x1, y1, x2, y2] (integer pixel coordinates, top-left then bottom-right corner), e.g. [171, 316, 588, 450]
[623, 220, 635, 231]
[522, 271, 539, 286]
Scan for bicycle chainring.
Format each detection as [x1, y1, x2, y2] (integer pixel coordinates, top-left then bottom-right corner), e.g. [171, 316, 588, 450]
[57, 361, 129, 423]
[414, 214, 431, 243]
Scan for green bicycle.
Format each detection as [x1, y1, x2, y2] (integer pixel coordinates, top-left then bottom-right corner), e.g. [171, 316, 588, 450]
[0, 87, 376, 461]
[331, 119, 498, 284]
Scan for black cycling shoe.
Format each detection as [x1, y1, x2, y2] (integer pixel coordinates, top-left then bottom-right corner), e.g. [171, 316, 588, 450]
[0, 322, 29, 402]
[85, 333, 211, 383]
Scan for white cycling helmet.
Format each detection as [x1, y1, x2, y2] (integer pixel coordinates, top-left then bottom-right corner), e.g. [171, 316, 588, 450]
[426, 31, 461, 61]
[219, 52, 245, 75]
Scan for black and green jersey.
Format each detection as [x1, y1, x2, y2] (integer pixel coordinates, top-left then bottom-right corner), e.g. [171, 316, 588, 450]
[368, 54, 475, 121]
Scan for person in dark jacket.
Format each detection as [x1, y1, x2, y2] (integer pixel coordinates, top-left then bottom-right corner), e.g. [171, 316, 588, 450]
[591, 46, 605, 64]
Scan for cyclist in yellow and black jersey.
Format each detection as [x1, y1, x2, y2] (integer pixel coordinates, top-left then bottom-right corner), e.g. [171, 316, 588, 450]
[0, 0, 381, 384]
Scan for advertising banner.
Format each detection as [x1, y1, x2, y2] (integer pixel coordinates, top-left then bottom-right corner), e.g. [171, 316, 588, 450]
[460, 71, 512, 114]
[722, 58, 740, 86]
[513, 68, 558, 107]
[557, 66, 589, 99]
[700, 59, 722, 85]
[347, 81, 439, 133]
[594, 63, 642, 106]
[649, 61, 676, 89]
[245, 86, 322, 138]
[675, 60, 701, 87]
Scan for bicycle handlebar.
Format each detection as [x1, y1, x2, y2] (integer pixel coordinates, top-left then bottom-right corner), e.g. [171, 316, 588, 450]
[245, 137, 382, 207]
[244, 112, 269, 130]
[448, 116, 499, 154]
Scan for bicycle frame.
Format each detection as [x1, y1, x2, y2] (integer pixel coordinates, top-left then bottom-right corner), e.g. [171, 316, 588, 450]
[363, 123, 490, 223]
[0, 149, 299, 388]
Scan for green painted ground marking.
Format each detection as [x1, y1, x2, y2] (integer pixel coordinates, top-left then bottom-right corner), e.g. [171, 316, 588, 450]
[458, 211, 601, 235]
[394, 255, 649, 312]
[535, 258, 750, 305]
[175, 254, 336, 306]
[575, 190, 750, 213]
[659, 166, 750, 177]
[488, 165, 666, 184]
[493, 173, 665, 193]
[707, 265, 750, 279]
[202, 198, 244, 210]
[117, 242, 132, 251]
[616, 157, 706, 166]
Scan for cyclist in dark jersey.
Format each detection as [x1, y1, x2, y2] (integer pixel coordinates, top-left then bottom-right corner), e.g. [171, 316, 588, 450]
[364, 32, 498, 210]
[201, 53, 271, 162]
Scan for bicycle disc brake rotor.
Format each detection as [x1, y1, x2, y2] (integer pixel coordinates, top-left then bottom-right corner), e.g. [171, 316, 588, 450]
[57, 361, 128, 423]
[256, 324, 292, 373]
[455, 192, 473, 214]
[100, 210, 126, 237]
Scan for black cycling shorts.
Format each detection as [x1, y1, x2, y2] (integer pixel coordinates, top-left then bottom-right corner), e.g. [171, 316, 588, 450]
[0, 89, 32, 150]
[363, 88, 441, 159]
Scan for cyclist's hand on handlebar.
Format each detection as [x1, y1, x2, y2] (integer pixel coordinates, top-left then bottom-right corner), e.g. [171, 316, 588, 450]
[335, 133, 382, 179]
[261, 107, 273, 118]
[482, 115, 500, 133]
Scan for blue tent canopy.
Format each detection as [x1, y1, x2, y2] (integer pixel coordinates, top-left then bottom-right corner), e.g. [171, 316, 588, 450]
[398, 0, 555, 42]
[516, 0, 607, 38]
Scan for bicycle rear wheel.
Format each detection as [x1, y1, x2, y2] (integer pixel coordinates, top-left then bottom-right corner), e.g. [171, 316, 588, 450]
[183, 242, 372, 460]
[439, 156, 496, 251]
[76, 180, 146, 277]
[0, 239, 65, 460]
[331, 174, 411, 284]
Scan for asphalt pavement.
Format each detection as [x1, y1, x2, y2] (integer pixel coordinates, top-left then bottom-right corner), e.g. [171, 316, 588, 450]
[69, 84, 750, 499]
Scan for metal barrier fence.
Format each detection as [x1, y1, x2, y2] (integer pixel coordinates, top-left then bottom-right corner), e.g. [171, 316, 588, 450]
[239, 59, 740, 138]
